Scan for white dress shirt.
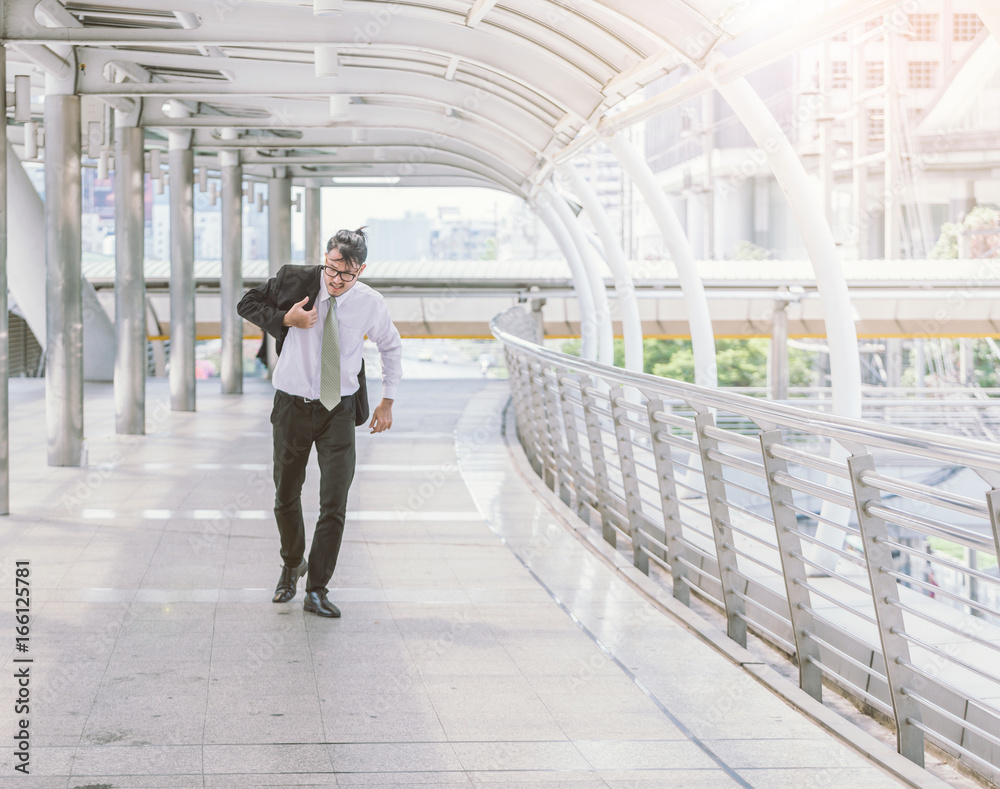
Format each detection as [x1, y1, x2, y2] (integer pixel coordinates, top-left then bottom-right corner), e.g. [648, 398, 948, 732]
[272, 280, 402, 401]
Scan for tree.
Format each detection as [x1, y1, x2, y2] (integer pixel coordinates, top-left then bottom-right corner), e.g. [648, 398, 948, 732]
[930, 206, 1000, 259]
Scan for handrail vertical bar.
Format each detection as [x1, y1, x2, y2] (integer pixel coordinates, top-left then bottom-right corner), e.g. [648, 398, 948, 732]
[541, 368, 565, 494]
[610, 386, 646, 572]
[580, 374, 616, 546]
[507, 350, 535, 468]
[528, 360, 556, 489]
[648, 399, 687, 603]
[985, 490, 1000, 569]
[694, 412, 748, 646]
[760, 429, 824, 701]
[848, 454, 925, 766]
[557, 372, 590, 517]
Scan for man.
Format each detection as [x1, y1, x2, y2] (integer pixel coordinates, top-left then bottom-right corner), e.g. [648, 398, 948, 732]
[237, 228, 402, 618]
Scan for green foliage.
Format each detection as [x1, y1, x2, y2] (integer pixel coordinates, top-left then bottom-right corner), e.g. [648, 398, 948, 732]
[930, 206, 1000, 259]
[730, 240, 772, 261]
[562, 337, 817, 388]
[480, 237, 498, 261]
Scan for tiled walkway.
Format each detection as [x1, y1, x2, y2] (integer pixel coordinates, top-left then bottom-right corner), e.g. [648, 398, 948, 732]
[0, 376, 955, 788]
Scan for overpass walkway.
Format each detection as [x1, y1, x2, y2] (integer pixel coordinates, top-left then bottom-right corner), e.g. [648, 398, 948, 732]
[0, 375, 971, 788]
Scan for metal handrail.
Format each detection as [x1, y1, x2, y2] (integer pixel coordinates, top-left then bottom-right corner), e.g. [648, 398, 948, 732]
[493, 306, 1000, 785]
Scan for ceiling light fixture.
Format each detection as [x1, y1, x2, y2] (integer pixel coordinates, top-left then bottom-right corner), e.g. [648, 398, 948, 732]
[313, 0, 343, 16]
[329, 95, 351, 120]
[332, 176, 400, 184]
[315, 45, 339, 78]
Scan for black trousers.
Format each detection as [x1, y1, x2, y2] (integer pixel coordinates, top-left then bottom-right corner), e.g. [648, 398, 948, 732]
[270, 389, 356, 594]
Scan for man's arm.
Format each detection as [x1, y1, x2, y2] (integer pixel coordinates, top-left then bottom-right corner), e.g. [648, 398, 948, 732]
[237, 268, 289, 339]
[366, 296, 402, 434]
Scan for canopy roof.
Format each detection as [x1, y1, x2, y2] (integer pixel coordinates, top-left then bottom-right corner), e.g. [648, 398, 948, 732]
[2, 0, 777, 193]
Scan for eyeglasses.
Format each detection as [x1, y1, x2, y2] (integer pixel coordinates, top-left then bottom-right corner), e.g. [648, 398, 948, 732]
[322, 264, 358, 282]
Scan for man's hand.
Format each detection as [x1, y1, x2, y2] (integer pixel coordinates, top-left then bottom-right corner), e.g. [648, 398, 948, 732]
[283, 296, 317, 328]
[369, 399, 393, 433]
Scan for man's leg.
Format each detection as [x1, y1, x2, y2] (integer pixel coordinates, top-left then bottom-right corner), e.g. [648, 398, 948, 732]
[307, 396, 356, 595]
[271, 391, 314, 566]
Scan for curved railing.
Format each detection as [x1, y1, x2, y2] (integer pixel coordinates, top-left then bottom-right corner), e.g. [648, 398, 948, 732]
[492, 306, 1000, 784]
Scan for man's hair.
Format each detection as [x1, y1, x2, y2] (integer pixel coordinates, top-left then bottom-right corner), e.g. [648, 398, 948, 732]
[326, 227, 368, 269]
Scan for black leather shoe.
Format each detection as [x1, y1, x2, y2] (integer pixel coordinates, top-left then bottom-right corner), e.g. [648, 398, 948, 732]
[272, 560, 307, 603]
[303, 591, 341, 618]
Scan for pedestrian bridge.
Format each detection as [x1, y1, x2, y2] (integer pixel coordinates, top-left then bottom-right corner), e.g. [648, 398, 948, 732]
[1, 315, 996, 787]
[81, 256, 1000, 342]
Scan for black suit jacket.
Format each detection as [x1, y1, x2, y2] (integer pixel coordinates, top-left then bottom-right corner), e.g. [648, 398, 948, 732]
[237, 264, 370, 426]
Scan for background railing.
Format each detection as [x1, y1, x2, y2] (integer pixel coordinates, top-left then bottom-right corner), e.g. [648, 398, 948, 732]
[492, 306, 1000, 785]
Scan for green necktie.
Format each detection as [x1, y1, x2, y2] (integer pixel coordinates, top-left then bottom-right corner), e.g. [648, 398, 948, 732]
[320, 298, 341, 410]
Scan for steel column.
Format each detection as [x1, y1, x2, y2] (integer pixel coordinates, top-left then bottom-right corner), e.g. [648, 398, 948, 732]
[114, 124, 146, 433]
[0, 49, 8, 511]
[560, 163, 643, 373]
[544, 182, 613, 365]
[534, 197, 597, 361]
[169, 146, 196, 411]
[605, 132, 717, 387]
[760, 429, 823, 700]
[709, 69, 861, 420]
[694, 412, 747, 646]
[220, 157, 244, 394]
[710, 68, 861, 573]
[266, 175, 291, 372]
[847, 454, 925, 766]
[304, 183, 322, 267]
[45, 93, 84, 466]
[647, 398, 687, 603]
[268, 175, 292, 277]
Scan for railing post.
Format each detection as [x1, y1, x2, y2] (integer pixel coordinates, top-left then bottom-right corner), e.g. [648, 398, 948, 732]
[985, 490, 1000, 571]
[517, 354, 544, 476]
[610, 386, 646, 573]
[507, 351, 535, 467]
[557, 372, 590, 516]
[541, 369, 565, 495]
[580, 375, 616, 546]
[760, 429, 824, 701]
[694, 412, 748, 647]
[647, 398, 687, 604]
[848, 454, 925, 767]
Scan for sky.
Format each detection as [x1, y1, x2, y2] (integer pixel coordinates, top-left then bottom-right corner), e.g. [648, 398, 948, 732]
[317, 186, 525, 231]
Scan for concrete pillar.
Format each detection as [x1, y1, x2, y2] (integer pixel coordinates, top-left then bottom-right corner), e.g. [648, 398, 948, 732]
[220, 152, 244, 394]
[169, 145, 196, 411]
[0, 49, 8, 511]
[949, 181, 976, 224]
[304, 182, 322, 267]
[914, 338, 926, 390]
[886, 338, 903, 388]
[770, 299, 788, 400]
[114, 124, 146, 433]
[884, 27, 899, 260]
[45, 93, 85, 466]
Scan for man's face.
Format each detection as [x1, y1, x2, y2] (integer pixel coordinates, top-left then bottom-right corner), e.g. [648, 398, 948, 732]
[322, 250, 365, 297]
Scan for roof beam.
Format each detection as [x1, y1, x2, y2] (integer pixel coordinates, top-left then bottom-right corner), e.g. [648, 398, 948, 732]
[466, 0, 499, 28]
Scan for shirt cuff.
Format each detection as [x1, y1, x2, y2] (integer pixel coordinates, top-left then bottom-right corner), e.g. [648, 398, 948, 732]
[380, 385, 397, 400]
